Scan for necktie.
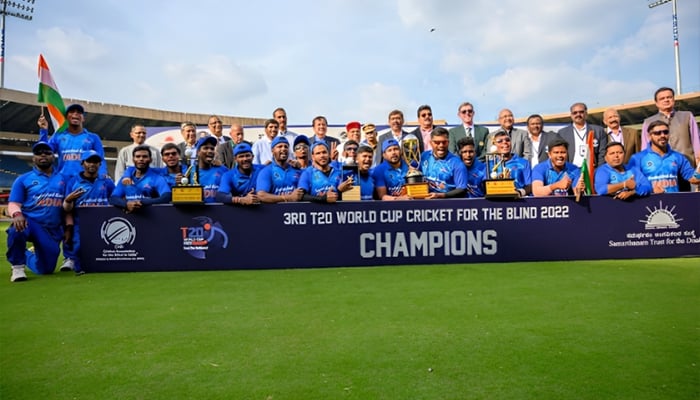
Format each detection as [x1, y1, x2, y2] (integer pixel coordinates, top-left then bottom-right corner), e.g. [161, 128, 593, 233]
[466, 127, 472, 137]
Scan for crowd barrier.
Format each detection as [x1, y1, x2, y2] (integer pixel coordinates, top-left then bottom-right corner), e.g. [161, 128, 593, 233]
[79, 193, 700, 272]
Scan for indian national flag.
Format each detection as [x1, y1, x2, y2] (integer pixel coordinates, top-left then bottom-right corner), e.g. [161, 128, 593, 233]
[37, 54, 67, 132]
[580, 130, 595, 195]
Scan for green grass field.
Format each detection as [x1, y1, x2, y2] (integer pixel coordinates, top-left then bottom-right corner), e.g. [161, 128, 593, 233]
[1, 223, 698, 399]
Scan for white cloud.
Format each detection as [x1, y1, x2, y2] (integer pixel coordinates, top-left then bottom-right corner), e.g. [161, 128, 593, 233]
[36, 27, 108, 63]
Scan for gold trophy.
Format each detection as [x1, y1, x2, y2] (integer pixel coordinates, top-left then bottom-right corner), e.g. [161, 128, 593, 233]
[484, 142, 518, 199]
[172, 147, 205, 204]
[402, 133, 429, 199]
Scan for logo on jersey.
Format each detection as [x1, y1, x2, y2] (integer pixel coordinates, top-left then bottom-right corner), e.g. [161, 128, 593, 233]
[101, 217, 137, 246]
[180, 216, 229, 259]
[639, 201, 682, 230]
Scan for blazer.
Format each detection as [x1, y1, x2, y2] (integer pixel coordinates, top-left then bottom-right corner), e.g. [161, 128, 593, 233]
[486, 127, 532, 161]
[531, 131, 564, 164]
[215, 140, 252, 169]
[557, 123, 608, 167]
[448, 125, 490, 160]
[606, 127, 641, 165]
[374, 129, 422, 167]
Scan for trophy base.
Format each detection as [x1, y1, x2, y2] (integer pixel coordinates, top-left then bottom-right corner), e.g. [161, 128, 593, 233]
[485, 179, 519, 199]
[342, 186, 362, 201]
[405, 182, 430, 199]
[172, 185, 205, 205]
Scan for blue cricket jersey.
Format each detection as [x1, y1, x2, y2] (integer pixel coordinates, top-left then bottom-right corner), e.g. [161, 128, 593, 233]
[628, 146, 695, 193]
[358, 171, 375, 200]
[196, 165, 228, 203]
[9, 167, 68, 228]
[465, 160, 486, 198]
[298, 165, 343, 196]
[594, 164, 652, 196]
[111, 168, 171, 202]
[39, 128, 108, 177]
[65, 173, 115, 208]
[219, 164, 263, 197]
[148, 165, 188, 188]
[372, 160, 409, 196]
[419, 150, 468, 193]
[532, 160, 582, 196]
[256, 162, 302, 196]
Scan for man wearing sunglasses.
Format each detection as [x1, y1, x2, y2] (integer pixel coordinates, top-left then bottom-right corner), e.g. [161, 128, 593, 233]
[629, 120, 699, 193]
[448, 102, 490, 160]
[419, 127, 467, 199]
[489, 131, 532, 198]
[486, 109, 532, 162]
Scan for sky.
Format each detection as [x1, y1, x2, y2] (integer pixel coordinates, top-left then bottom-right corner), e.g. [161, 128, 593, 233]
[2, 0, 699, 127]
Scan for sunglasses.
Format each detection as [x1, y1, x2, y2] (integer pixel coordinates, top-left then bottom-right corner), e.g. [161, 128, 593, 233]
[34, 150, 53, 156]
[460, 109, 474, 114]
[162, 151, 180, 157]
[571, 110, 586, 115]
[345, 147, 358, 152]
[294, 144, 309, 151]
[650, 129, 670, 136]
[431, 140, 448, 146]
[496, 138, 511, 144]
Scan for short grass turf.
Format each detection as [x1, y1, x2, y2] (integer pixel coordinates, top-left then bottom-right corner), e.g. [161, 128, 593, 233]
[0, 234, 698, 399]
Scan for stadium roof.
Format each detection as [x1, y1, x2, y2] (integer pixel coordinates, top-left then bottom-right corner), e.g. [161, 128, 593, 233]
[0, 88, 267, 142]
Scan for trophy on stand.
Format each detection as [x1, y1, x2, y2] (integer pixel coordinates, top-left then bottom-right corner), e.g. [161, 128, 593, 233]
[402, 133, 429, 199]
[484, 143, 518, 199]
[172, 147, 204, 204]
[341, 158, 361, 201]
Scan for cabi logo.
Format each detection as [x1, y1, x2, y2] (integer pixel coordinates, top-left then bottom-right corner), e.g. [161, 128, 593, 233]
[180, 216, 229, 259]
[640, 201, 682, 230]
[100, 217, 137, 247]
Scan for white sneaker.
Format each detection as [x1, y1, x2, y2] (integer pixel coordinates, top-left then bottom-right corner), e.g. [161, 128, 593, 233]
[59, 259, 75, 272]
[11, 266, 27, 282]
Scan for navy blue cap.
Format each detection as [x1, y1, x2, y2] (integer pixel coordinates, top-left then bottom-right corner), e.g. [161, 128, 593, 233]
[80, 150, 102, 162]
[382, 139, 400, 153]
[233, 142, 253, 156]
[65, 104, 85, 115]
[293, 135, 310, 148]
[271, 136, 289, 149]
[310, 140, 329, 153]
[32, 141, 52, 154]
[196, 136, 218, 152]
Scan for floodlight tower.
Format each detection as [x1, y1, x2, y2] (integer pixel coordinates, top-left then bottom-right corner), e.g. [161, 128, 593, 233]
[0, 0, 35, 88]
[648, 0, 682, 94]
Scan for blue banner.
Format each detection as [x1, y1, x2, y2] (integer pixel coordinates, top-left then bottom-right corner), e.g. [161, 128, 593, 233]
[79, 193, 700, 272]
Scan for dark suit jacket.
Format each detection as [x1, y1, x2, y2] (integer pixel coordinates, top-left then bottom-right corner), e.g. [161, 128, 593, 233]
[408, 127, 429, 154]
[606, 127, 641, 165]
[374, 129, 421, 167]
[178, 142, 197, 166]
[486, 127, 532, 161]
[448, 125, 490, 160]
[531, 131, 564, 164]
[557, 123, 608, 167]
[215, 140, 252, 169]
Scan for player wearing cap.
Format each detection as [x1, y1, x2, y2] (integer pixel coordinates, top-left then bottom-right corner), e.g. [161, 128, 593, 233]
[191, 136, 228, 203]
[298, 141, 353, 203]
[37, 104, 108, 178]
[338, 121, 361, 164]
[372, 139, 411, 200]
[61, 151, 115, 274]
[292, 135, 311, 169]
[419, 127, 468, 199]
[6, 142, 72, 282]
[360, 123, 380, 167]
[109, 145, 172, 212]
[488, 131, 533, 198]
[217, 143, 262, 206]
[256, 136, 304, 203]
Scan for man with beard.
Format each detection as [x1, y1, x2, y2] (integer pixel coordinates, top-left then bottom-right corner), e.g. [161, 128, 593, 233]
[153, 143, 187, 188]
[457, 136, 486, 198]
[37, 104, 108, 178]
[6, 142, 71, 282]
[109, 145, 172, 212]
[338, 121, 362, 163]
[189, 136, 228, 203]
[532, 139, 585, 197]
[216, 143, 261, 206]
[486, 109, 532, 161]
[373, 139, 411, 201]
[594, 142, 651, 200]
[419, 127, 467, 199]
[256, 136, 304, 203]
[298, 141, 353, 203]
[62, 151, 115, 274]
[629, 120, 699, 193]
[360, 123, 379, 166]
[602, 108, 640, 165]
[488, 131, 532, 197]
[355, 145, 376, 200]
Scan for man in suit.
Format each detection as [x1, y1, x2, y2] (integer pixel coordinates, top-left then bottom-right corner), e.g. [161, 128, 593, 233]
[308, 116, 340, 161]
[409, 105, 434, 153]
[448, 102, 489, 160]
[526, 114, 563, 168]
[556, 102, 607, 168]
[375, 109, 421, 167]
[178, 121, 198, 166]
[486, 109, 532, 162]
[602, 108, 640, 165]
[215, 123, 251, 168]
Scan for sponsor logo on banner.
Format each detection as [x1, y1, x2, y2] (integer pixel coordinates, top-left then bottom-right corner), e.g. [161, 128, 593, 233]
[180, 216, 229, 260]
[609, 201, 698, 248]
[96, 217, 143, 262]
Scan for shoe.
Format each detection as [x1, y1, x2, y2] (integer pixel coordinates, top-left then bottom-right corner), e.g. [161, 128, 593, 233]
[11, 267, 27, 282]
[75, 270, 86, 276]
[59, 259, 75, 272]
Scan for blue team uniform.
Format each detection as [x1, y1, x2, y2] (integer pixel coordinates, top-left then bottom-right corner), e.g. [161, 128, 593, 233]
[218, 164, 263, 197]
[63, 173, 115, 272]
[39, 128, 108, 177]
[372, 160, 409, 196]
[195, 166, 228, 203]
[146, 165, 188, 188]
[499, 155, 531, 191]
[358, 171, 375, 200]
[298, 165, 343, 196]
[465, 160, 487, 198]
[628, 145, 696, 193]
[110, 168, 171, 203]
[6, 168, 68, 274]
[419, 150, 468, 193]
[256, 162, 302, 195]
[532, 160, 582, 196]
[594, 163, 652, 196]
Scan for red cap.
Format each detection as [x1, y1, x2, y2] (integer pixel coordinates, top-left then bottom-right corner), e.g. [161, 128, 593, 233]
[346, 121, 361, 131]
